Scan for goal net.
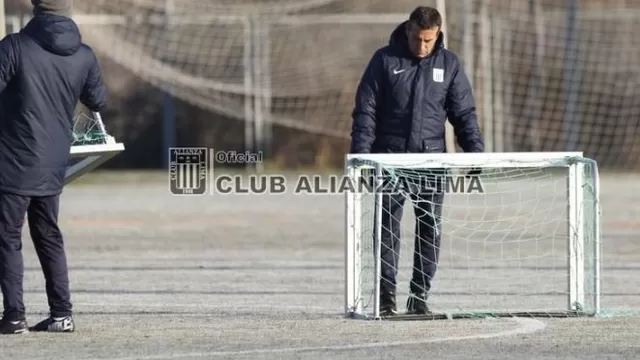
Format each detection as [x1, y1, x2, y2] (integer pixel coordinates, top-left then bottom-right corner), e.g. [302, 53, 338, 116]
[344, 152, 601, 320]
[64, 0, 384, 139]
[67, 112, 125, 184]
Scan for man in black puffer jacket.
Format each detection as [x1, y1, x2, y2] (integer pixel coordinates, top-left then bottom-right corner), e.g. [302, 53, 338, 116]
[350, 6, 484, 316]
[0, 0, 107, 334]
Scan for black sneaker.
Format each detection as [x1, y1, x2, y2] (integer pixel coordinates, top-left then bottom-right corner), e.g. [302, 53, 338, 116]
[406, 293, 431, 315]
[0, 318, 29, 335]
[379, 291, 398, 317]
[29, 316, 75, 333]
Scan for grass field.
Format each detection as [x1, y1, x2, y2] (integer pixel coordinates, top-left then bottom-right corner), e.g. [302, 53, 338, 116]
[1, 170, 639, 360]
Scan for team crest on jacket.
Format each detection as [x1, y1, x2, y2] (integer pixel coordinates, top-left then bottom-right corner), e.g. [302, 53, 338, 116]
[433, 68, 444, 83]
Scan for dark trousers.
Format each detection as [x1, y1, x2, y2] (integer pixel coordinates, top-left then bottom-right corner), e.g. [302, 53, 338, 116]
[376, 171, 445, 296]
[0, 192, 71, 321]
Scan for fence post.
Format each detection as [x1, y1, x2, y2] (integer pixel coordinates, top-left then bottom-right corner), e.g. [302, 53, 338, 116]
[243, 16, 255, 170]
[251, 16, 264, 172]
[461, 0, 473, 89]
[479, 1, 494, 152]
[251, 17, 272, 172]
[162, 0, 176, 168]
[563, 0, 580, 151]
[0, 0, 6, 38]
[436, 0, 456, 153]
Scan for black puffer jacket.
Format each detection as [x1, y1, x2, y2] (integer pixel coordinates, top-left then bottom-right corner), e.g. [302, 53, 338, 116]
[0, 14, 107, 196]
[350, 21, 484, 154]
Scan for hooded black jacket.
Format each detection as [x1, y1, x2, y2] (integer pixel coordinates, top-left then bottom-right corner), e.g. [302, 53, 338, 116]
[350, 21, 484, 154]
[0, 14, 107, 196]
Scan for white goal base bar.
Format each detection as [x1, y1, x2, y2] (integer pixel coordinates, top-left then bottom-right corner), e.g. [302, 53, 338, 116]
[66, 143, 125, 184]
[344, 152, 601, 320]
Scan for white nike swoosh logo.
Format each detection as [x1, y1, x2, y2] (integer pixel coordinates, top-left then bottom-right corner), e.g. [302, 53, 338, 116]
[393, 69, 406, 74]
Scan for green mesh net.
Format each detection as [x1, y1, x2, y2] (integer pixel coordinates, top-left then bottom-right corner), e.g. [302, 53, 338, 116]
[72, 112, 111, 146]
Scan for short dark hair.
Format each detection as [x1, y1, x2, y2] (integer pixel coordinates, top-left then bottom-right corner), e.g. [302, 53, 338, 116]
[408, 6, 442, 30]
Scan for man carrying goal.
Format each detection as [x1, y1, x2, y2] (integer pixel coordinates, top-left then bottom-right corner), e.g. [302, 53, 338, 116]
[0, 0, 107, 334]
[350, 6, 484, 316]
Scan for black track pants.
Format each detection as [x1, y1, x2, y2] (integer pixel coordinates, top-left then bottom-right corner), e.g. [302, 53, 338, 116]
[0, 192, 71, 320]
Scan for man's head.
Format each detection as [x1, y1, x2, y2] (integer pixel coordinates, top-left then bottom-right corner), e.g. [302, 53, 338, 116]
[32, 0, 72, 17]
[405, 6, 442, 58]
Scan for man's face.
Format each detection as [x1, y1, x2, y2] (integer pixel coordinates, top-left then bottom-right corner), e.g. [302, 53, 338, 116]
[406, 23, 440, 58]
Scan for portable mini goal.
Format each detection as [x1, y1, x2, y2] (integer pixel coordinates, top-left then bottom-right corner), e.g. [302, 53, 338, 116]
[66, 112, 125, 184]
[344, 152, 601, 320]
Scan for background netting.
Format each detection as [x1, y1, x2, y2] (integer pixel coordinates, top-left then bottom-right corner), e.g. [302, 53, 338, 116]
[9, 0, 637, 168]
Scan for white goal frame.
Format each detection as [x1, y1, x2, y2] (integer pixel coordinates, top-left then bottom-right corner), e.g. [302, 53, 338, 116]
[66, 112, 125, 184]
[344, 152, 601, 320]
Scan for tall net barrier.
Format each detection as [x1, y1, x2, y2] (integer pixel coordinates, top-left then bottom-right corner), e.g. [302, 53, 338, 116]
[345, 152, 601, 320]
[10, 0, 640, 168]
[63, 0, 413, 140]
[443, 0, 640, 168]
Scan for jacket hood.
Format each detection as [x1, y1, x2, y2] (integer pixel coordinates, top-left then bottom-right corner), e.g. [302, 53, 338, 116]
[388, 20, 445, 58]
[21, 14, 81, 56]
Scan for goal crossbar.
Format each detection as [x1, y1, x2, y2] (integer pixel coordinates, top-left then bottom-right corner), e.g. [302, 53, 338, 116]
[345, 151, 585, 169]
[344, 151, 601, 320]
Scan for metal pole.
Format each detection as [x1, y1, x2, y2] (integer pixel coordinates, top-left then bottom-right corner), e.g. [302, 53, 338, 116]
[0, 0, 6, 38]
[533, 0, 545, 151]
[436, 0, 456, 153]
[479, 1, 493, 152]
[493, 19, 504, 152]
[163, 0, 176, 168]
[461, 0, 473, 89]
[373, 163, 383, 320]
[243, 17, 255, 171]
[563, 0, 580, 151]
[504, 20, 514, 152]
[252, 17, 263, 172]
[592, 160, 601, 315]
[525, 0, 544, 151]
[92, 112, 107, 135]
[262, 20, 272, 169]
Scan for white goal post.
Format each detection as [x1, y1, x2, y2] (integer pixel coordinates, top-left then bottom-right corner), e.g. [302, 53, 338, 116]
[344, 152, 601, 320]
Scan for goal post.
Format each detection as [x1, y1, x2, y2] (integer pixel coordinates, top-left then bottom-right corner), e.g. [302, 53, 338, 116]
[344, 152, 601, 320]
